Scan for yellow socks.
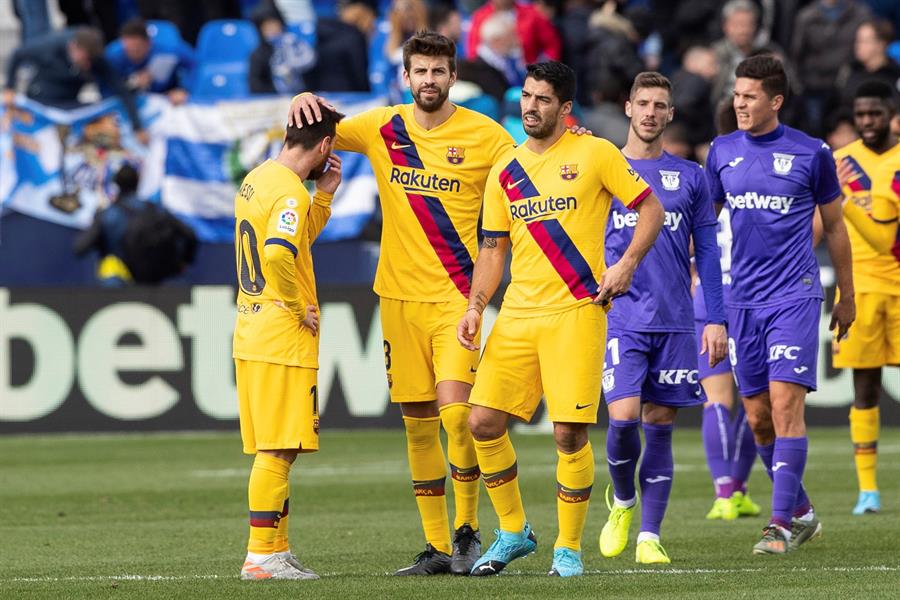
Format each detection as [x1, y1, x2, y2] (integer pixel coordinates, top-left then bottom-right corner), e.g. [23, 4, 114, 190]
[474, 431, 526, 533]
[850, 406, 879, 492]
[555, 442, 594, 551]
[247, 453, 291, 554]
[272, 494, 290, 553]
[440, 403, 480, 531]
[404, 416, 452, 554]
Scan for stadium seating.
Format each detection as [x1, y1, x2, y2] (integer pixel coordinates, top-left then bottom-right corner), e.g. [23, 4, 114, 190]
[191, 20, 260, 100]
[146, 20, 184, 47]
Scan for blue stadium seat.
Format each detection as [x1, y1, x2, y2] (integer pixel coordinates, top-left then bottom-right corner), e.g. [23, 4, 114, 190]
[195, 20, 259, 65]
[191, 62, 250, 99]
[287, 21, 317, 48]
[146, 20, 183, 47]
[368, 19, 393, 97]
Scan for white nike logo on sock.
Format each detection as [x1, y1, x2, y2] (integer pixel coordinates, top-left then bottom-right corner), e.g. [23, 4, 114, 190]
[772, 461, 788, 472]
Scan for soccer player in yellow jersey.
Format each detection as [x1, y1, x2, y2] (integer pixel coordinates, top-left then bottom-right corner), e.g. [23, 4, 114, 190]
[832, 80, 900, 516]
[832, 81, 900, 515]
[458, 62, 665, 577]
[288, 32, 517, 575]
[234, 105, 344, 580]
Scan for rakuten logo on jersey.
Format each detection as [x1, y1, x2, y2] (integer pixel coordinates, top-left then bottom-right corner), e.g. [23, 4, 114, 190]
[769, 345, 801, 360]
[611, 210, 683, 232]
[726, 192, 794, 214]
[510, 196, 577, 222]
[657, 369, 698, 384]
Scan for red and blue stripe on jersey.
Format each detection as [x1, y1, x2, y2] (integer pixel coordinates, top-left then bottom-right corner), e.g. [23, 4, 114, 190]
[845, 156, 872, 192]
[380, 114, 473, 297]
[500, 158, 599, 300]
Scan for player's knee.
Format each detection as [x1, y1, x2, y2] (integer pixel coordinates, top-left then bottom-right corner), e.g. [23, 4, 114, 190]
[853, 369, 882, 409]
[468, 408, 503, 441]
[553, 423, 588, 454]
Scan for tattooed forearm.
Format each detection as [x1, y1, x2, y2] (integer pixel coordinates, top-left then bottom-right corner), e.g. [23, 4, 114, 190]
[468, 291, 489, 313]
[482, 237, 498, 249]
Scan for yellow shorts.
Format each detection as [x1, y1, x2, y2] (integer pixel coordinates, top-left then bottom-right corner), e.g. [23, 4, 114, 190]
[380, 297, 480, 403]
[832, 291, 900, 369]
[236, 359, 319, 454]
[470, 303, 606, 423]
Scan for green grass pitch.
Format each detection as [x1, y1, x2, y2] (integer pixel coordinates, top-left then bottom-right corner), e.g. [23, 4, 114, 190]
[1, 427, 898, 599]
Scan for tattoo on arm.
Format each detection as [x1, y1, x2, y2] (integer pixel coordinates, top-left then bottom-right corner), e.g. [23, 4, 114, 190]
[483, 237, 498, 249]
[471, 291, 489, 313]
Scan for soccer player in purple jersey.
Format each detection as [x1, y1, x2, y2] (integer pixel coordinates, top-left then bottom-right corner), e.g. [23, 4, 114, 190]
[705, 55, 856, 555]
[600, 72, 728, 564]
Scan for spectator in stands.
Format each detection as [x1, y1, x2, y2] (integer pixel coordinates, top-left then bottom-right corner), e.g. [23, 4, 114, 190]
[428, 3, 463, 47]
[582, 76, 629, 148]
[105, 18, 194, 105]
[305, 0, 373, 92]
[457, 11, 523, 104]
[672, 46, 718, 154]
[385, 0, 428, 67]
[839, 20, 900, 108]
[73, 163, 144, 287]
[12, 0, 51, 43]
[582, 2, 644, 113]
[711, 0, 784, 105]
[3, 27, 146, 142]
[791, 0, 871, 136]
[467, 0, 561, 64]
[554, 0, 595, 106]
[58, 0, 125, 45]
[825, 109, 859, 150]
[135, 0, 241, 45]
[248, 4, 316, 95]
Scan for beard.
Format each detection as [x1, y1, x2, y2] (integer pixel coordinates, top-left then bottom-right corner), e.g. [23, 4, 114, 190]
[632, 121, 665, 144]
[413, 85, 449, 113]
[306, 155, 329, 180]
[523, 112, 557, 139]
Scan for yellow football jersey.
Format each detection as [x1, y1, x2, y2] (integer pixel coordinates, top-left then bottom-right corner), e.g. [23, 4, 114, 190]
[483, 132, 651, 317]
[233, 159, 321, 368]
[334, 103, 515, 302]
[834, 139, 900, 294]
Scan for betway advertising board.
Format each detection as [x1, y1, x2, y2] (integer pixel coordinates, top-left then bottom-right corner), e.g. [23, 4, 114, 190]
[1, 286, 898, 433]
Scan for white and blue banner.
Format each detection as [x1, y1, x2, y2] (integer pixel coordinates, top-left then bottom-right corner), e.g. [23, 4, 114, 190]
[1, 92, 384, 242]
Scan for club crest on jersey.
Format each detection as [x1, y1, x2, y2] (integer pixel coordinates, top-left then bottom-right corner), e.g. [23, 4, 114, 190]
[659, 170, 680, 191]
[773, 153, 794, 175]
[446, 146, 465, 164]
[560, 164, 578, 180]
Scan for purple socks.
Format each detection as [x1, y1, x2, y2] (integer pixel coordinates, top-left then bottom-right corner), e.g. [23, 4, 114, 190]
[702, 404, 734, 498]
[639, 422, 674, 535]
[730, 404, 757, 493]
[757, 438, 811, 528]
[607, 418, 641, 502]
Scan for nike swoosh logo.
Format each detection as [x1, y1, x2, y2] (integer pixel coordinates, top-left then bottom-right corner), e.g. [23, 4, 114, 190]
[506, 178, 525, 190]
[728, 157, 744, 167]
[607, 458, 631, 466]
[644, 475, 672, 484]
[575, 403, 593, 410]
[469, 367, 477, 373]
[772, 461, 788, 472]
[391, 142, 410, 150]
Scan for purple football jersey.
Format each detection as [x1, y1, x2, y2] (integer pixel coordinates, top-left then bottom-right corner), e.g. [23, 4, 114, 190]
[606, 152, 717, 332]
[706, 124, 841, 307]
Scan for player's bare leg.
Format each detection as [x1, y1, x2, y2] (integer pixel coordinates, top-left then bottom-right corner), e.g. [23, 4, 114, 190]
[243, 449, 319, 580]
[469, 405, 537, 576]
[395, 399, 452, 575]
[850, 368, 882, 514]
[436, 380, 481, 574]
[550, 422, 591, 576]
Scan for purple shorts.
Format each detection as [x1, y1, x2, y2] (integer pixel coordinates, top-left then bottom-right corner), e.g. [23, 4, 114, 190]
[602, 329, 706, 407]
[727, 299, 821, 397]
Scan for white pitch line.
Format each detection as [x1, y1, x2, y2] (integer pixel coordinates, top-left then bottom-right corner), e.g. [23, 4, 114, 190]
[7, 565, 899, 583]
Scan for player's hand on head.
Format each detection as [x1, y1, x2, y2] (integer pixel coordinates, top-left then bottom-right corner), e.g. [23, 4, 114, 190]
[316, 154, 342, 195]
[830, 296, 855, 341]
[302, 305, 320, 336]
[457, 309, 481, 351]
[594, 261, 634, 305]
[288, 93, 334, 127]
[701, 323, 728, 367]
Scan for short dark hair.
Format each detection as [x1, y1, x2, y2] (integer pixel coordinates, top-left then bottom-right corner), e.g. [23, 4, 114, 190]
[855, 79, 895, 102]
[120, 18, 149, 40]
[402, 31, 456, 74]
[525, 61, 576, 104]
[735, 55, 787, 99]
[630, 71, 672, 101]
[71, 27, 105, 60]
[284, 105, 345, 150]
[114, 163, 140, 196]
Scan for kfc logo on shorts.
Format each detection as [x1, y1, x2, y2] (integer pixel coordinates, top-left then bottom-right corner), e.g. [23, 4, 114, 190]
[657, 369, 698, 385]
[769, 344, 800, 361]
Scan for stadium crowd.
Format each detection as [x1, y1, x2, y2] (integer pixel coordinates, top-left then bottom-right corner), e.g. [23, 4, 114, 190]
[5, 0, 900, 163]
